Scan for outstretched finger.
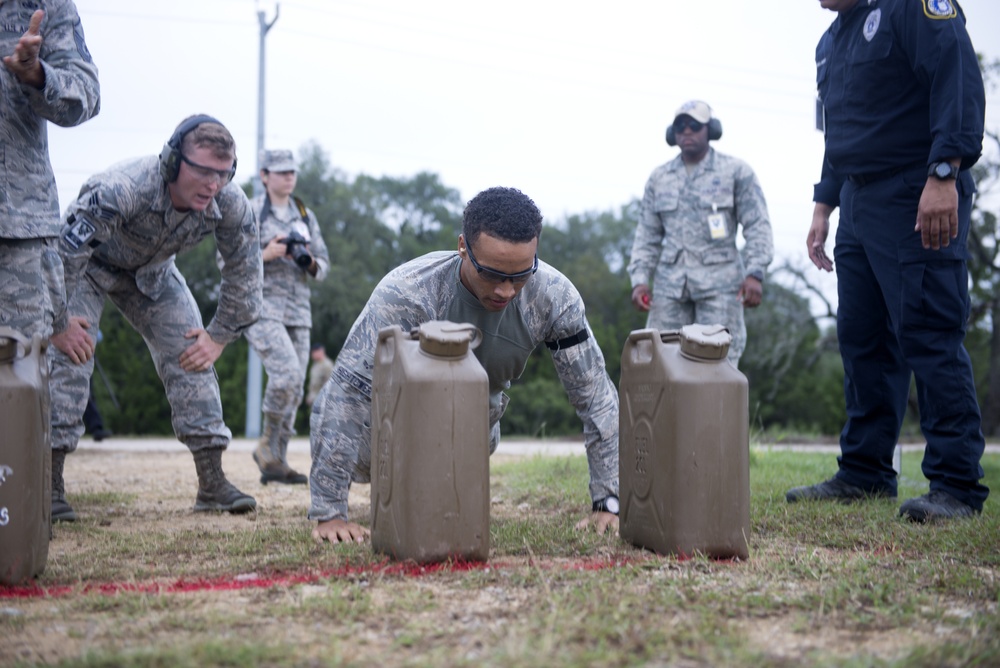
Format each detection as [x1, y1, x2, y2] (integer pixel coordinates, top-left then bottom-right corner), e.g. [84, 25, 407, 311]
[27, 9, 44, 36]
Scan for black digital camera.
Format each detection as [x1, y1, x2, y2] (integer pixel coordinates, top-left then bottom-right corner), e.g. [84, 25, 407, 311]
[283, 231, 313, 268]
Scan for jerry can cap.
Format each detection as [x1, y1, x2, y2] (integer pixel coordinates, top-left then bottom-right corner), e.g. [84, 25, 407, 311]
[414, 321, 482, 358]
[679, 324, 731, 360]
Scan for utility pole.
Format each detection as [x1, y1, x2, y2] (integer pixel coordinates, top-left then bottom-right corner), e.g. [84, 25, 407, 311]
[245, 3, 279, 438]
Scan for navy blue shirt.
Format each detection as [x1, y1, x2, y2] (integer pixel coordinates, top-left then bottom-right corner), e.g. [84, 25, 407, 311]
[813, 0, 984, 206]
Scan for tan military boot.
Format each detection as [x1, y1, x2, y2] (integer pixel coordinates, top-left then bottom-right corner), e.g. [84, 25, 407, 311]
[193, 448, 256, 513]
[275, 421, 308, 485]
[252, 416, 286, 485]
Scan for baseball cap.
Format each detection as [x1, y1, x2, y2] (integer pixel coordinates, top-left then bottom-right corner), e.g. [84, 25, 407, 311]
[673, 100, 713, 124]
[259, 149, 296, 172]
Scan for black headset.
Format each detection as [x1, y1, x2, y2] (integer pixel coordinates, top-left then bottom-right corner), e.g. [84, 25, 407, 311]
[158, 114, 236, 183]
[665, 116, 723, 146]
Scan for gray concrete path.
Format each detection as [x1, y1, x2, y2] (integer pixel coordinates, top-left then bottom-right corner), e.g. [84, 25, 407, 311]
[77, 436, 1000, 456]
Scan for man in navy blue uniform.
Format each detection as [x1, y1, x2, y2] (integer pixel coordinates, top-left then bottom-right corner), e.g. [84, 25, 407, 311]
[786, 0, 988, 521]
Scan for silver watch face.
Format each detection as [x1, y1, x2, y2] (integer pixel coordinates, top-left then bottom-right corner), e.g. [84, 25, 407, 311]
[605, 496, 620, 514]
[933, 162, 955, 179]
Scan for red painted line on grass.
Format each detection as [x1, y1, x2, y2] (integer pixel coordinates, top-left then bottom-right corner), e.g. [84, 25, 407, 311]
[0, 556, 643, 599]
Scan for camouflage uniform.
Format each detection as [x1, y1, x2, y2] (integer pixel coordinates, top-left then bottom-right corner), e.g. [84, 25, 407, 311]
[308, 251, 619, 522]
[628, 147, 773, 364]
[248, 191, 329, 418]
[245, 184, 329, 482]
[0, 0, 100, 338]
[48, 156, 263, 455]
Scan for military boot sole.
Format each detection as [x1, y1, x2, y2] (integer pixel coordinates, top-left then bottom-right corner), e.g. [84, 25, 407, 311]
[260, 469, 308, 485]
[193, 495, 257, 514]
[51, 498, 77, 523]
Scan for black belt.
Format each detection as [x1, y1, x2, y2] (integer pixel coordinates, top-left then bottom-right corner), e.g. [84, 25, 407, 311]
[847, 161, 924, 187]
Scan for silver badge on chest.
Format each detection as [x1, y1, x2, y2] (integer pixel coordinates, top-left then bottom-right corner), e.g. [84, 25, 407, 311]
[863, 9, 881, 42]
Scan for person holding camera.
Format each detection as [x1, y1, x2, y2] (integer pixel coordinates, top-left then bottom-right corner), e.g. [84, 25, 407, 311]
[247, 149, 330, 485]
[627, 100, 773, 367]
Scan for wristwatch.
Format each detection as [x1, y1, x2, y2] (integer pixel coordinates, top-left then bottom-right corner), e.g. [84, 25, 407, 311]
[928, 161, 959, 180]
[746, 269, 764, 282]
[592, 495, 620, 515]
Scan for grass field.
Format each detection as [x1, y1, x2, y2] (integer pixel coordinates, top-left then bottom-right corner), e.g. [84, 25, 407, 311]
[1, 446, 998, 667]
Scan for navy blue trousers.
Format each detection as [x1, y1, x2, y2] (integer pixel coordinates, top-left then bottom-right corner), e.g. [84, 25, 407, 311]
[833, 167, 988, 510]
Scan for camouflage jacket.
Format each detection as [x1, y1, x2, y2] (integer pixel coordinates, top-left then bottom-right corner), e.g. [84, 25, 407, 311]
[628, 148, 773, 300]
[250, 193, 330, 327]
[58, 156, 263, 344]
[325, 250, 619, 506]
[0, 0, 100, 238]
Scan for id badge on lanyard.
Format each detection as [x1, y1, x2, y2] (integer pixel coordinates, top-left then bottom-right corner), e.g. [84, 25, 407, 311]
[707, 204, 727, 240]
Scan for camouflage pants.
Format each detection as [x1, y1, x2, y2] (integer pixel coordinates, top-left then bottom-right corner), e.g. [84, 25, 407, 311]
[244, 319, 310, 423]
[0, 238, 65, 339]
[49, 263, 231, 453]
[646, 286, 746, 365]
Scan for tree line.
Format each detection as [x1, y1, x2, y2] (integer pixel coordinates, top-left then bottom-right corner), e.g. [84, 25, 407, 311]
[89, 127, 1000, 440]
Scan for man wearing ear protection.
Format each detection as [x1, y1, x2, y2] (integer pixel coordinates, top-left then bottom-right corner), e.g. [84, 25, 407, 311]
[627, 100, 773, 367]
[45, 115, 264, 521]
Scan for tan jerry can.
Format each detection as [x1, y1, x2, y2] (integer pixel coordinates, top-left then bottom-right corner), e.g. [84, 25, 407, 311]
[370, 321, 490, 564]
[619, 325, 750, 559]
[0, 327, 52, 585]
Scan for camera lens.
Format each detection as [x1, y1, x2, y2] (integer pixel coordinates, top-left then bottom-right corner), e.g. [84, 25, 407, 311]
[290, 245, 312, 267]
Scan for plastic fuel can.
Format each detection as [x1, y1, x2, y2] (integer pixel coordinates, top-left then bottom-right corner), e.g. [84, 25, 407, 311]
[370, 321, 490, 563]
[0, 327, 52, 585]
[619, 325, 750, 559]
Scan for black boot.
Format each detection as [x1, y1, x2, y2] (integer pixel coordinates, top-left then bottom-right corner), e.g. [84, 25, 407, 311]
[193, 448, 256, 514]
[51, 449, 77, 523]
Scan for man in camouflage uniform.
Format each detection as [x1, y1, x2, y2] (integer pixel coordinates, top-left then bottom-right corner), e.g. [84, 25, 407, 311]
[47, 116, 263, 521]
[310, 187, 620, 544]
[246, 149, 329, 485]
[628, 100, 773, 366]
[0, 2, 100, 340]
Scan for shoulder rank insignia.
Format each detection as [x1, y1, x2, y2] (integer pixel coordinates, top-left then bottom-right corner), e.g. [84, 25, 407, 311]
[922, 0, 956, 19]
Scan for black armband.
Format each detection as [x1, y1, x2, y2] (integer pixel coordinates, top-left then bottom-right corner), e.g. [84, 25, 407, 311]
[545, 328, 589, 352]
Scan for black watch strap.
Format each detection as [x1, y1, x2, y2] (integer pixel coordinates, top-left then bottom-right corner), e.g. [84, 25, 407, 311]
[928, 161, 959, 180]
[592, 495, 620, 515]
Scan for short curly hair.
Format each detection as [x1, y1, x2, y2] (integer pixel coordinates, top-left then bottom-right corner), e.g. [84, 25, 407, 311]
[462, 187, 543, 247]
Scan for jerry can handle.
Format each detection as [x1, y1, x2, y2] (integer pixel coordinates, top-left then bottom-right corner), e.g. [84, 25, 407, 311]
[408, 322, 483, 350]
[0, 326, 29, 345]
[625, 328, 682, 345]
[0, 326, 44, 361]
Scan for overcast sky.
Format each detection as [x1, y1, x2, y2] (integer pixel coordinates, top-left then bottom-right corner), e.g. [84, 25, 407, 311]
[49, 0, 1000, 310]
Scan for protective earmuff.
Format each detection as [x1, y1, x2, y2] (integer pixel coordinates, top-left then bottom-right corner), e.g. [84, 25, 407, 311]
[158, 114, 231, 183]
[665, 117, 723, 146]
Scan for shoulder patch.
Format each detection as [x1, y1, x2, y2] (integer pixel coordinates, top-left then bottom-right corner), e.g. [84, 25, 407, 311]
[922, 0, 957, 19]
[63, 216, 96, 250]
